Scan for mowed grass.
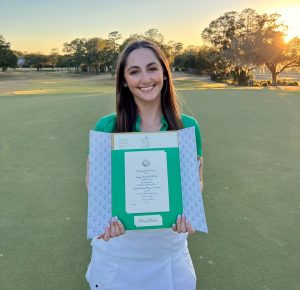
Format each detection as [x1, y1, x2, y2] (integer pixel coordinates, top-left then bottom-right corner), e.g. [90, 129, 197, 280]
[0, 71, 299, 290]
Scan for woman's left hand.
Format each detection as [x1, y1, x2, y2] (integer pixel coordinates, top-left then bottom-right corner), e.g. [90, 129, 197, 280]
[172, 214, 195, 234]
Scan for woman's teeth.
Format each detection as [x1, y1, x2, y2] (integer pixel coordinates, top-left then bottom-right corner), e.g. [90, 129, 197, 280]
[140, 85, 154, 92]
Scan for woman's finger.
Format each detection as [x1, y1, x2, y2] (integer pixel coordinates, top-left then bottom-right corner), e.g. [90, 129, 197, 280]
[114, 217, 121, 236]
[97, 233, 105, 239]
[181, 214, 187, 233]
[118, 220, 126, 235]
[172, 223, 177, 232]
[103, 226, 111, 241]
[186, 220, 195, 234]
[110, 217, 117, 238]
[176, 215, 182, 233]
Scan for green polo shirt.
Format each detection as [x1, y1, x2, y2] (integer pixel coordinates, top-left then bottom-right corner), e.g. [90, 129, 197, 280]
[94, 113, 203, 156]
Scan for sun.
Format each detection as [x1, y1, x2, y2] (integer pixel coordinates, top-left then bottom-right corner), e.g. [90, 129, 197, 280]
[274, 6, 300, 42]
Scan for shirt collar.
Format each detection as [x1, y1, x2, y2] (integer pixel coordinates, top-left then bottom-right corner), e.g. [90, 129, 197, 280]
[135, 115, 168, 132]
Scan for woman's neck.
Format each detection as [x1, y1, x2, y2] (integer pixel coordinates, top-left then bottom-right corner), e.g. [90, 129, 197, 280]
[137, 102, 163, 132]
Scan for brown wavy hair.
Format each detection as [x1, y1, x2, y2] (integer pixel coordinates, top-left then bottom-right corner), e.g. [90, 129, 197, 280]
[115, 40, 183, 132]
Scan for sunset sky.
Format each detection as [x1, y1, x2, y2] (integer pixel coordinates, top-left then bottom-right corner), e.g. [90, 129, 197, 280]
[1, 0, 299, 54]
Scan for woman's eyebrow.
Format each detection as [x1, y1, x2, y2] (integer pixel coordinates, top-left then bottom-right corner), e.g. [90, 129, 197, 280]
[146, 62, 158, 67]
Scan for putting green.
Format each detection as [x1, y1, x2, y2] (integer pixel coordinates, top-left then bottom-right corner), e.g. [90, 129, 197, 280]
[0, 70, 299, 290]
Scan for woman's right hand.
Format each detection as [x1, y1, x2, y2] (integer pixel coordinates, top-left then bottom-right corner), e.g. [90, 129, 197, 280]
[97, 216, 125, 241]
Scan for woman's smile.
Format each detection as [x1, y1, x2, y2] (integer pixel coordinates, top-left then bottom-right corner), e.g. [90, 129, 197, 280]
[139, 84, 155, 92]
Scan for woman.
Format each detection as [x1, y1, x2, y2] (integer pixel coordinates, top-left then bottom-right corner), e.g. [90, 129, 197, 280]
[86, 40, 204, 290]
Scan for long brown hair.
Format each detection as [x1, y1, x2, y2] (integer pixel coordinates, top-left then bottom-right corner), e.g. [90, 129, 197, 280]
[115, 40, 183, 132]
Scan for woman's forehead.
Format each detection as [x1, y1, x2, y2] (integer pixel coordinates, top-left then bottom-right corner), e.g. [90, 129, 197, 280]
[125, 48, 161, 68]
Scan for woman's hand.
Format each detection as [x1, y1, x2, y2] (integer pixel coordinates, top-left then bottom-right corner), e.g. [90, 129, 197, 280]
[172, 214, 195, 234]
[97, 216, 125, 241]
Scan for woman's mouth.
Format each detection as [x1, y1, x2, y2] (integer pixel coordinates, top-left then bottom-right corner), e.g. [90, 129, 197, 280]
[139, 85, 155, 92]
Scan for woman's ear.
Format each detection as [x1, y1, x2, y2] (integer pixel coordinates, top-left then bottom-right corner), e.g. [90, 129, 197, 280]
[124, 83, 128, 87]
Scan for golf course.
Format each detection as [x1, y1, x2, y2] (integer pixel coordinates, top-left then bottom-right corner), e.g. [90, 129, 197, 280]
[0, 70, 299, 290]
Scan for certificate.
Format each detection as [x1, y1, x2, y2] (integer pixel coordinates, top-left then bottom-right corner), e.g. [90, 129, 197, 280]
[87, 128, 208, 238]
[111, 131, 183, 230]
[125, 150, 169, 213]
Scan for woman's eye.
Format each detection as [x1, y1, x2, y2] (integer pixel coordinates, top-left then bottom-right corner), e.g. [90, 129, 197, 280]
[149, 67, 157, 71]
[130, 70, 138, 75]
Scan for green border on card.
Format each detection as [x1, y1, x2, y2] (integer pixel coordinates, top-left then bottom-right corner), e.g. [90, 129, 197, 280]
[111, 148, 183, 230]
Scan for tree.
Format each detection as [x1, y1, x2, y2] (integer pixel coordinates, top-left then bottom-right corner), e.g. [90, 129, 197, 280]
[85, 37, 110, 74]
[56, 54, 73, 71]
[166, 41, 183, 66]
[144, 28, 164, 44]
[63, 38, 87, 72]
[202, 11, 238, 51]
[120, 29, 173, 66]
[119, 33, 145, 52]
[107, 31, 122, 76]
[174, 46, 199, 72]
[202, 10, 254, 84]
[202, 8, 300, 85]
[47, 48, 59, 69]
[24, 53, 47, 70]
[0, 35, 17, 71]
[237, 30, 300, 84]
[196, 46, 231, 76]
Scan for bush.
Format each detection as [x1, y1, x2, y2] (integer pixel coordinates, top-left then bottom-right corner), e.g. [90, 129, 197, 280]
[226, 80, 236, 85]
[277, 79, 298, 86]
[251, 80, 269, 87]
[287, 81, 298, 86]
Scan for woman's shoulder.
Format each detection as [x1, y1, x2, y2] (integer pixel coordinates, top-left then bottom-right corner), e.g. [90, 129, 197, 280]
[94, 113, 116, 132]
[180, 113, 200, 128]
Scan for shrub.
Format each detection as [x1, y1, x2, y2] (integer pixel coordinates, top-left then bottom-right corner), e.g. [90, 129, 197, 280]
[277, 79, 298, 86]
[287, 81, 298, 86]
[226, 80, 236, 85]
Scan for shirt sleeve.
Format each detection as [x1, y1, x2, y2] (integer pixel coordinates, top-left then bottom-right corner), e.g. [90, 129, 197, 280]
[94, 118, 106, 131]
[93, 114, 116, 132]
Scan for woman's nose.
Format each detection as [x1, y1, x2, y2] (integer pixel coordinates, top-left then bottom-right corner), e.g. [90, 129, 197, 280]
[140, 71, 151, 83]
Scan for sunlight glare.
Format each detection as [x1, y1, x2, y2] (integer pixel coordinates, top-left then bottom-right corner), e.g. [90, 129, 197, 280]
[275, 6, 300, 42]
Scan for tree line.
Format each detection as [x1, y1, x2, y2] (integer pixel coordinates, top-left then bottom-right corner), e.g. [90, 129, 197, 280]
[1, 8, 300, 85]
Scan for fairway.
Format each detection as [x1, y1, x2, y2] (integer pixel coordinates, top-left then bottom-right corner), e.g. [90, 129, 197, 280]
[0, 71, 299, 290]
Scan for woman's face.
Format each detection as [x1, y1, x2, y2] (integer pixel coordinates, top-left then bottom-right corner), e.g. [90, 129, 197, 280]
[124, 48, 164, 106]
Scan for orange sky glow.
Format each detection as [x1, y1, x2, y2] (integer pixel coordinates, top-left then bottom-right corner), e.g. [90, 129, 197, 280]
[1, 1, 299, 54]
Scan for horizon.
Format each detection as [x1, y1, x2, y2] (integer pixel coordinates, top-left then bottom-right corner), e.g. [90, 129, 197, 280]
[1, 0, 299, 54]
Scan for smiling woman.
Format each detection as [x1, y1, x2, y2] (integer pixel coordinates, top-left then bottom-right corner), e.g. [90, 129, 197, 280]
[85, 40, 204, 290]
